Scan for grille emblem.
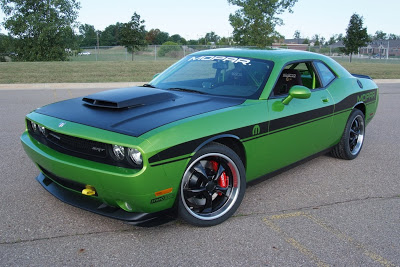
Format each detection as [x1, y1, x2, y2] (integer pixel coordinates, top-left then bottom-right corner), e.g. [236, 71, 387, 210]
[58, 122, 66, 128]
[92, 147, 105, 152]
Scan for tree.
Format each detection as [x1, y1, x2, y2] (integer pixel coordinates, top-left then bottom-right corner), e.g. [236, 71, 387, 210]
[119, 12, 147, 60]
[293, 30, 301, 43]
[312, 34, 320, 46]
[388, 33, 400, 40]
[155, 31, 169, 45]
[145, 28, 169, 45]
[0, 0, 80, 61]
[205, 31, 220, 43]
[169, 34, 186, 44]
[320, 36, 326, 47]
[101, 23, 123, 46]
[227, 0, 298, 47]
[343, 13, 369, 62]
[0, 33, 13, 61]
[78, 24, 97, 47]
[146, 28, 161, 44]
[374, 30, 387, 40]
[328, 35, 337, 45]
[157, 41, 181, 57]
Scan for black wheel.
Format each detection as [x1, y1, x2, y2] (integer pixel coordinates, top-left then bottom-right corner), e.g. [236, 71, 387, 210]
[178, 143, 246, 226]
[331, 109, 365, 160]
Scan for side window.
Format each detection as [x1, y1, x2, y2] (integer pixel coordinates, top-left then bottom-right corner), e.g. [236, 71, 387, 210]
[314, 61, 336, 87]
[273, 62, 321, 96]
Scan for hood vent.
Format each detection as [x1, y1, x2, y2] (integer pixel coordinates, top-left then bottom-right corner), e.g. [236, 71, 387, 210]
[82, 87, 176, 109]
[82, 98, 125, 108]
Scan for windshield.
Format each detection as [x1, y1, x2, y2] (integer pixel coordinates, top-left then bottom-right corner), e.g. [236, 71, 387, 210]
[150, 55, 274, 99]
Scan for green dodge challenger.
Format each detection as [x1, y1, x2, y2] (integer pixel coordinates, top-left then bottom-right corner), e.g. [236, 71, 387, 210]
[21, 49, 378, 226]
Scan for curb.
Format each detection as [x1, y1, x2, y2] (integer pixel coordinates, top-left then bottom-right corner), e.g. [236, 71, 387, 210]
[0, 82, 147, 90]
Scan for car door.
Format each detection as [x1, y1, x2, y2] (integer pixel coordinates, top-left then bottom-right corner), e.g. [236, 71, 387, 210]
[263, 61, 335, 173]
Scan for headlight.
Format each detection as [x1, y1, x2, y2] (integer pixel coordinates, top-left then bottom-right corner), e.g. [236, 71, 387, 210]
[30, 121, 38, 132]
[128, 148, 143, 165]
[38, 125, 47, 136]
[112, 145, 125, 161]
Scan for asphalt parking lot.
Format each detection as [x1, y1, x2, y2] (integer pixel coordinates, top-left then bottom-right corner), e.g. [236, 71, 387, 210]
[0, 82, 399, 266]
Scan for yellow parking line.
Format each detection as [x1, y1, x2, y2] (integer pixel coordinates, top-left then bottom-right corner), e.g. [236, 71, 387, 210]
[302, 213, 396, 267]
[264, 212, 395, 267]
[263, 217, 329, 267]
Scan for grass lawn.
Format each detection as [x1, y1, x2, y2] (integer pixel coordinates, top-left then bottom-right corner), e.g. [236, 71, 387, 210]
[0, 58, 399, 84]
[0, 60, 176, 84]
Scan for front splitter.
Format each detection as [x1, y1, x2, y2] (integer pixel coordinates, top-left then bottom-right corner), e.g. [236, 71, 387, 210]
[36, 172, 174, 226]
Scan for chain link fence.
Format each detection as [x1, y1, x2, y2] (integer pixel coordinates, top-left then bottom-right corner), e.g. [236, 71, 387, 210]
[71, 45, 257, 62]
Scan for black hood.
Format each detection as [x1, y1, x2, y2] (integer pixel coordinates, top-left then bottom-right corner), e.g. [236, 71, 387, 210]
[35, 87, 245, 137]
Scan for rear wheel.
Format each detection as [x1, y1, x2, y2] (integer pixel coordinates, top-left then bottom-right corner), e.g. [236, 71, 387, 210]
[331, 109, 365, 160]
[178, 143, 246, 226]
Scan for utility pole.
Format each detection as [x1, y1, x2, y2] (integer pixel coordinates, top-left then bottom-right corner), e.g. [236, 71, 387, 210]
[96, 31, 100, 62]
[387, 41, 389, 59]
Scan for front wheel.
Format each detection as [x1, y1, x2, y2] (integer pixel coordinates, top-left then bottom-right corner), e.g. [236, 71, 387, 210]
[178, 143, 246, 226]
[331, 109, 365, 160]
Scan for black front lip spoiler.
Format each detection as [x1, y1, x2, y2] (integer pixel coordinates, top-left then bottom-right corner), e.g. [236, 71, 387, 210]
[36, 172, 175, 226]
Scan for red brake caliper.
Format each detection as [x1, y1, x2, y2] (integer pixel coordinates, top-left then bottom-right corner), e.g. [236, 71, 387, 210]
[211, 161, 228, 195]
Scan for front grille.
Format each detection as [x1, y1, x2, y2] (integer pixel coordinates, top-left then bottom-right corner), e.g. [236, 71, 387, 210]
[47, 130, 107, 158]
[26, 119, 139, 169]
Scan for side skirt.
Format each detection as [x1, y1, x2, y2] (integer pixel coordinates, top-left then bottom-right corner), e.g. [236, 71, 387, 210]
[247, 147, 334, 187]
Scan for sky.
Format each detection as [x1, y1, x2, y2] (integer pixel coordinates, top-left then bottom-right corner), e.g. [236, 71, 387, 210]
[1, 0, 399, 40]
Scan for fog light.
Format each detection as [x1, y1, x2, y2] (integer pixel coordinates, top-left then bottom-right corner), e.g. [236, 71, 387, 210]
[112, 145, 125, 161]
[128, 148, 142, 165]
[124, 202, 132, 211]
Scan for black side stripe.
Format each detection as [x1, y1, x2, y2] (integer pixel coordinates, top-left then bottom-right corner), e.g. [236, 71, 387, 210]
[148, 89, 377, 166]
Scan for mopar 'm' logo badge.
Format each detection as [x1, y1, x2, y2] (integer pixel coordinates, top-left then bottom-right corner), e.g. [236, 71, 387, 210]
[252, 125, 260, 136]
[58, 122, 66, 128]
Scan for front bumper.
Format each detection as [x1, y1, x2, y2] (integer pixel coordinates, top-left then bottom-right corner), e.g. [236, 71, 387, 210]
[36, 172, 175, 225]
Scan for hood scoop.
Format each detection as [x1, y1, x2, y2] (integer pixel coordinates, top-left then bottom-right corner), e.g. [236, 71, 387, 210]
[82, 87, 177, 109]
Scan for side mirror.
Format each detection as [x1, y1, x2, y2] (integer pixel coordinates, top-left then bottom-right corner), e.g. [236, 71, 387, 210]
[152, 73, 160, 79]
[282, 85, 311, 105]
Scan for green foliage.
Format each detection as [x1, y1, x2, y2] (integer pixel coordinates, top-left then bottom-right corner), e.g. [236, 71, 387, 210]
[0, 33, 13, 53]
[228, 0, 298, 47]
[146, 29, 169, 45]
[293, 30, 301, 40]
[119, 12, 147, 60]
[343, 13, 369, 62]
[205, 31, 220, 43]
[157, 41, 180, 57]
[0, 0, 80, 61]
[374, 30, 387, 40]
[168, 34, 186, 45]
[79, 24, 97, 47]
[101, 23, 123, 46]
[388, 33, 400, 40]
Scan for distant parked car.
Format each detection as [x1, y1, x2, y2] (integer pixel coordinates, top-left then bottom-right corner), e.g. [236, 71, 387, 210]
[78, 51, 91, 56]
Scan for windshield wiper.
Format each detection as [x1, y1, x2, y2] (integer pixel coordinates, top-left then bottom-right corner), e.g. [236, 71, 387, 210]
[142, 83, 156, 88]
[167, 88, 207, 94]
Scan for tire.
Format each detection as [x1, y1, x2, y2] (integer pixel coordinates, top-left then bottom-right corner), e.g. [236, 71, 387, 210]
[178, 143, 246, 226]
[331, 109, 365, 160]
